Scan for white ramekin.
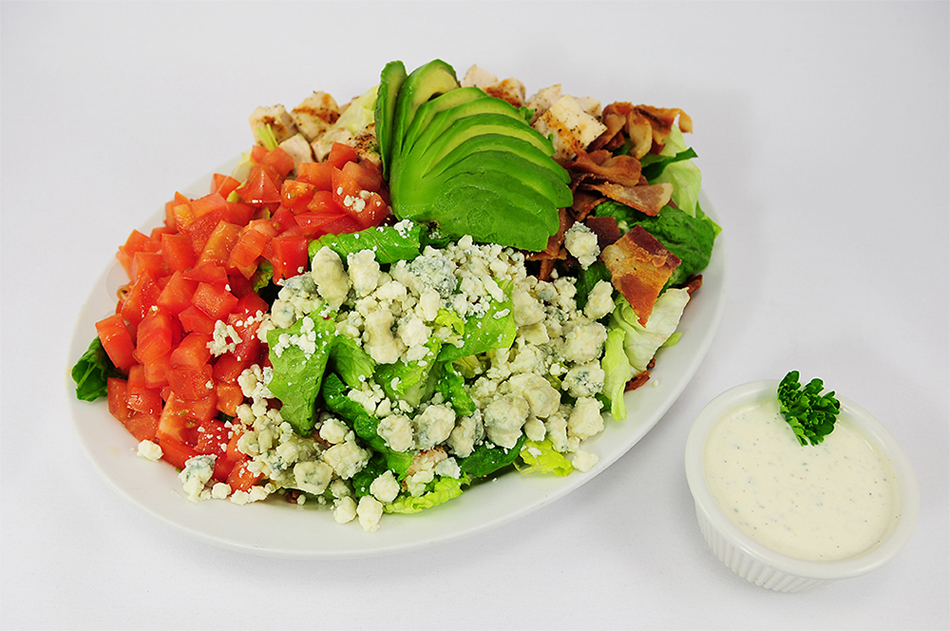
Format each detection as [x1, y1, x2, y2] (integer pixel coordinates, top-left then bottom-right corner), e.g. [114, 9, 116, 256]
[684, 380, 919, 592]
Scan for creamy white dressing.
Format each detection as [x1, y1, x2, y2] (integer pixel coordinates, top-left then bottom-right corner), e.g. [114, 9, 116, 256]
[703, 397, 897, 562]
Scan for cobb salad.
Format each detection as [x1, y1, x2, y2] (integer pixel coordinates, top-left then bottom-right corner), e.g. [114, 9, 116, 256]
[71, 60, 719, 533]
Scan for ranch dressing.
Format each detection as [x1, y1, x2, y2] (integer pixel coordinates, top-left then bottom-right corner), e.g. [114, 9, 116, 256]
[703, 397, 897, 562]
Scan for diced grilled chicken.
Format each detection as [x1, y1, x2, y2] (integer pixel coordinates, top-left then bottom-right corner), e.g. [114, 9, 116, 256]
[532, 94, 608, 161]
[291, 91, 340, 142]
[248, 104, 298, 145]
[461, 64, 499, 89]
[278, 134, 315, 171]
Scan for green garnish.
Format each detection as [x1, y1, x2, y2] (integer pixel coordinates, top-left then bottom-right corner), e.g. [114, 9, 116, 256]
[71, 336, 121, 402]
[776, 371, 841, 446]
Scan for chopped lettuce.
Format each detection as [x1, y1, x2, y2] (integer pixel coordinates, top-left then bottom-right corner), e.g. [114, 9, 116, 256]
[516, 439, 574, 476]
[648, 126, 703, 218]
[266, 313, 337, 435]
[458, 434, 527, 478]
[382, 475, 470, 514]
[321, 373, 414, 479]
[437, 361, 477, 417]
[437, 280, 516, 363]
[601, 327, 635, 422]
[610, 289, 691, 375]
[328, 335, 375, 389]
[375, 337, 442, 409]
[308, 221, 423, 265]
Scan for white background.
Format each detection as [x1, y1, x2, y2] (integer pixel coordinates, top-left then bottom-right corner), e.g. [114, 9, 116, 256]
[2, 2, 947, 629]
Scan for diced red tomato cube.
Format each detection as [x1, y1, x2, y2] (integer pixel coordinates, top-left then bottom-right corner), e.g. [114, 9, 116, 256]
[327, 142, 360, 169]
[192, 282, 238, 320]
[161, 232, 197, 272]
[280, 179, 316, 212]
[182, 262, 229, 286]
[296, 161, 335, 190]
[260, 147, 295, 178]
[215, 382, 244, 417]
[178, 305, 216, 334]
[171, 331, 213, 369]
[268, 235, 309, 281]
[135, 310, 177, 366]
[226, 459, 261, 492]
[96, 314, 137, 371]
[212, 173, 242, 198]
[120, 272, 162, 326]
[197, 221, 242, 268]
[157, 437, 200, 470]
[236, 164, 282, 206]
[107, 377, 131, 423]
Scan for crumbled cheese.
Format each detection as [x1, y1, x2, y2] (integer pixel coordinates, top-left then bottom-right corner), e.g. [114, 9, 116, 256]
[137, 440, 163, 462]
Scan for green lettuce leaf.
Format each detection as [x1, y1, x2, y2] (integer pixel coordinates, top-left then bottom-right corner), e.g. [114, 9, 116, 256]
[515, 439, 574, 476]
[308, 221, 423, 265]
[266, 313, 337, 435]
[320, 373, 414, 479]
[458, 434, 527, 478]
[71, 336, 121, 402]
[601, 327, 635, 422]
[328, 335, 375, 390]
[437, 361, 477, 417]
[375, 337, 442, 409]
[609, 289, 691, 375]
[382, 475, 470, 514]
[437, 280, 516, 363]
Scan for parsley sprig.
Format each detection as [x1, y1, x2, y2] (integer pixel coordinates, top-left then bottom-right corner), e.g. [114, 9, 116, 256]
[776, 371, 841, 446]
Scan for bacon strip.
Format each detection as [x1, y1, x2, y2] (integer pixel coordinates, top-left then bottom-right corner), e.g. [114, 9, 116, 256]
[601, 225, 681, 325]
[584, 181, 672, 217]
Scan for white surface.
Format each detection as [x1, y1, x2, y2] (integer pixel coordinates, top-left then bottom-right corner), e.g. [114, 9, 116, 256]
[685, 381, 920, 592]
[2, 1, 947, 629]
[67, 175, 722, 558]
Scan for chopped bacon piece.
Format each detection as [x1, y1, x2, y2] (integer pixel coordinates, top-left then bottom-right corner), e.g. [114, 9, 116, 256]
[584, 216, 621, 250]
[584, 181, 672, 217]
[569, 150, 642, 188]
[601, 225, 681, 325]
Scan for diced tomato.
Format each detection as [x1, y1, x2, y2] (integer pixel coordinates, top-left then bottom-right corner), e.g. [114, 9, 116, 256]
[195, 418, 231, 456]
[197, 221, 242, 268]
[143, 353, 171, 389]
[212, 173, 242, 198]
[171, 331, 213, 369]
[107, 377, 131, 423]
[126, 365, 163, 416]
[212, 352, 252, 384]
[191, 192, 229, 219]
[270, 207, 297, 234]
[191, 282, 238, 320]
[341, 159, 383, 192]
[260, 147, 295, 178]
[268, 235, 309, 281]
[226, 459, 261, 492]
[134, 310, 177, 366]
[332, 163, 390, 228]
[124, 410, 160, 442]
[182, 262, 229, 286]
[167, 364, 215, 400]
[327, 142, 360, 169]
[215, 382, 244, 417]
[225, 201, 255, 226]
[178, 305, 215, 334]
[306, 189, 344, 214]
[157, 437, 200, 470]
[96, 314, 136, 371]
[228, 225, 271, 278]
[296, 161, 335, 190]
[182, 208, 230, 254]
[161, 232, 197, 272]
[236, 164, 282, 206]
[117, 230, 162, 279]
[120, 274, 162, 326]
[157, 271, 197, 315]
[227, 272, 254, 298]
[280, 179, 316, 212]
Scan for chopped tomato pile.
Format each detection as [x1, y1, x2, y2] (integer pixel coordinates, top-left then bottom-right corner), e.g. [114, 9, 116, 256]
[97, 142, 390, 489]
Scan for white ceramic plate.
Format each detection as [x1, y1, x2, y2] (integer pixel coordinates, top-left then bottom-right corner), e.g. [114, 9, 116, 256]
[67, 159, 726, 558]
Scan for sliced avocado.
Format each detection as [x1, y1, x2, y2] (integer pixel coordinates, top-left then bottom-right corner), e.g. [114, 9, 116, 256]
[406, 95, 530, 154]
[435, 149, 573, 210]
[391, 59, 459, 159]
[426, 179, 558, 251]
[401, 86, 489, 156]
[402, 113, 554, 178]
[375, 60, 407, 178]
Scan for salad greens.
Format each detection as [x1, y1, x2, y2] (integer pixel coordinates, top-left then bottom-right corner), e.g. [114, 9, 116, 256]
[71, 337, 120, 402]
[777, 371, 841, 446]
